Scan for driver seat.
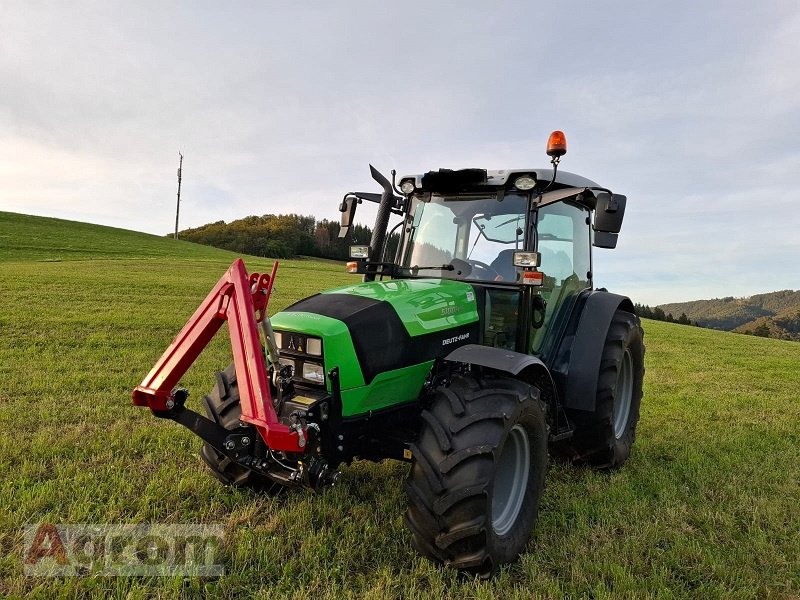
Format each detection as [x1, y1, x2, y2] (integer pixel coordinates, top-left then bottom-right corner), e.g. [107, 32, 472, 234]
[490, 249, 518, 282]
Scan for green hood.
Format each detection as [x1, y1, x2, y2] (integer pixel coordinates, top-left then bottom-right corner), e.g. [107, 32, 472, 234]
[320, 278, 479, 336]
[269, 278, 481, 416]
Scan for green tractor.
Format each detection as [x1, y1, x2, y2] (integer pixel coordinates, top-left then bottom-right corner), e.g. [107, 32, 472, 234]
[133, 131, 645, 576]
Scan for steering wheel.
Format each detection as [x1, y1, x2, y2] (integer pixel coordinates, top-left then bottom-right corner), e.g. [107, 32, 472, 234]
[467, 259, 502, 280]
[449, 259, 503, 280]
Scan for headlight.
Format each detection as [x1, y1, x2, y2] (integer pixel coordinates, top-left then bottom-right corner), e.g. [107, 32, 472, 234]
[514, 175, 536, 190]
[306, 337, 322, 356]
[513, 251, 541, 267]
[302, 363, 325, 384]
[278, 357, 295, 373]
[349, 245, 369, 259]
[400, 180, 415, 194]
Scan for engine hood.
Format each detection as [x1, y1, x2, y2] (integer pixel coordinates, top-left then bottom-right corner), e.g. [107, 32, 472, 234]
[315, 278, 479, 336]
[273, 278, 480, 386]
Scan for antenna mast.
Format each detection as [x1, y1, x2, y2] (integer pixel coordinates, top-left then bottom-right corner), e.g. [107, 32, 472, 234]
[174, 152, 183, 240]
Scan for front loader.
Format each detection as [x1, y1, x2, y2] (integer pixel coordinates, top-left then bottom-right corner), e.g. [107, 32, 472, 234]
[133, 131, 645, 576]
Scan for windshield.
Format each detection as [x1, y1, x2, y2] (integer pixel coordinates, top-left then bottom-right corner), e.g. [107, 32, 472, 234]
[399, 193, 528, 282]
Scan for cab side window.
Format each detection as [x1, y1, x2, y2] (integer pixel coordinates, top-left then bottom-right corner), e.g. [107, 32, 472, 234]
[530, 201, 591, 354]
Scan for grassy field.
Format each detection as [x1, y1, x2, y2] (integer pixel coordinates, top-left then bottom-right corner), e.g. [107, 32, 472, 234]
[1, 210, 798, 599]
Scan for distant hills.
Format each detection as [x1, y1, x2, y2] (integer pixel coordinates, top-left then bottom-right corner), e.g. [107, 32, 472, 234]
[657, 290, 800, 341]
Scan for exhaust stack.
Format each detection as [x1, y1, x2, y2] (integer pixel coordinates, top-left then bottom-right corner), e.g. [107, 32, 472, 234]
[365, 165, 394, 282]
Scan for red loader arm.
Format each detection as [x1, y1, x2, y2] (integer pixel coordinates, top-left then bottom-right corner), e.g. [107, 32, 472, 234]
[132, 259, 305, 453]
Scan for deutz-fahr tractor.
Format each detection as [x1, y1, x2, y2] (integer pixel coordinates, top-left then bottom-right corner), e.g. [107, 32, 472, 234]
[133, 131, 645, 576]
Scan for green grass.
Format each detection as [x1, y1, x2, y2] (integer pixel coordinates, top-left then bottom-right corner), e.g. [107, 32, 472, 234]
[1, 210, 798, 599]
[0, 212, 234, 262]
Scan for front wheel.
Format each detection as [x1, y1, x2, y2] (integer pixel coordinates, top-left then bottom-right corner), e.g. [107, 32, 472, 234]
[404, 374, 548, 577]
[199, 363, 283, 493]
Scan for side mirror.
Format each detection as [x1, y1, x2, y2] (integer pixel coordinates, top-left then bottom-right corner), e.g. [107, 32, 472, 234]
[593, 193, 626, 233]
[593, 231, 618, 249]
[338, 196, 359, 238]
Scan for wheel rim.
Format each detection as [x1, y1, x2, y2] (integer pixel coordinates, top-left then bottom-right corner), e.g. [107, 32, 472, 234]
[491, 424, 531, 536]
[613, 348, 633, 439]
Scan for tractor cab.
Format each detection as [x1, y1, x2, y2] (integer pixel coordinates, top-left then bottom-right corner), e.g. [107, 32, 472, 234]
[339, 132, 627, 365]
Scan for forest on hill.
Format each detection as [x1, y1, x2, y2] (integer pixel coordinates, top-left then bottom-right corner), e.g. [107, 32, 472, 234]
[657, 290, 800, 341]
[174, 214, 386, 260]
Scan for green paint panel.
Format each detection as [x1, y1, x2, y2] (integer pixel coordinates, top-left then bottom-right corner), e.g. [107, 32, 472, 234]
[340, 361, 434, 416]
[269, 307, 435, 415]
[268, 311, 365, 390]
[272, 279, 479, 417]
[321, 278, 479, 337]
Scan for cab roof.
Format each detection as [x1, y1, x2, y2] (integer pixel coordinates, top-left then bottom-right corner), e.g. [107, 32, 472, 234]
[400, 168, 600, 192]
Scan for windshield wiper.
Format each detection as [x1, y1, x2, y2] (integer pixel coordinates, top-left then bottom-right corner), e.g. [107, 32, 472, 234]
[409, 264, 455, 275]
[496, 215, 523, 227]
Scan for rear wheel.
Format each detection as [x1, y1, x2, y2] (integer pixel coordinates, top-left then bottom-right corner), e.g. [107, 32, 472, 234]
[199, 363, 283, 493]
[568, 310, 645, 468]
[404, 374, 548, 577]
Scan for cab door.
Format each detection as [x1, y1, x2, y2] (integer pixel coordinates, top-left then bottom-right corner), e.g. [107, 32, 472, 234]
[529, 200, 592, 361]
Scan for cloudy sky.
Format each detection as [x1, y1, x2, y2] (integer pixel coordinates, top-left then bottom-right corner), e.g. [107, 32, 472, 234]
[2, 1, 798, 304]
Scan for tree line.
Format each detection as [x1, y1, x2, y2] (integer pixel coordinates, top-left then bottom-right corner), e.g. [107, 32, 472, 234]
[175, 213, 398, 261]
[634, 303, 699, 326]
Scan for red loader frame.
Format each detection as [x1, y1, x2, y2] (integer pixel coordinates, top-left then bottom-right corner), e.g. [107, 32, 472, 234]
[132, 259, 305, 453]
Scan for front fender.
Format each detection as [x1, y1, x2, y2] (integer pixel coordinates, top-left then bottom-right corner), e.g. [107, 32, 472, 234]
[443, 343, 557, 401]
[444, 344, 546, 375]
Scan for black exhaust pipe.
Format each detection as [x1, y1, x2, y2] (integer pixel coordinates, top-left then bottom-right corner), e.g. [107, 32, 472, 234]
[365, 164, 394, 282]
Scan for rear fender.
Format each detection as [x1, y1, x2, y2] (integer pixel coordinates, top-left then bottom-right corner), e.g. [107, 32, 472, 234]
[558, 290, 635, 411]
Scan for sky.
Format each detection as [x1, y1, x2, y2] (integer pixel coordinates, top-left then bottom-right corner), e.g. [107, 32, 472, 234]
[1, 1, 798, 305]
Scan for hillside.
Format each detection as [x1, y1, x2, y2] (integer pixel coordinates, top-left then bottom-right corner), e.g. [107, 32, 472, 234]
[0, 211, 231, 262]
[733, 306, 800, 340]
[0, 213, 798, 598]
[0, 210, 358, 309]
[659, 290, 800, 339]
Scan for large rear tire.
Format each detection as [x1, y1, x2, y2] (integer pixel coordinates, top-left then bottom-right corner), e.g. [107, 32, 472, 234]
[404, 374, 548, 577]
[199, 363, 283, 493]
[568, 310, 645, 468]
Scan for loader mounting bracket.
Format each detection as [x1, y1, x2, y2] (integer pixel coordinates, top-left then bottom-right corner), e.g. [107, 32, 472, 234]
[161, 403, 254, 460]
